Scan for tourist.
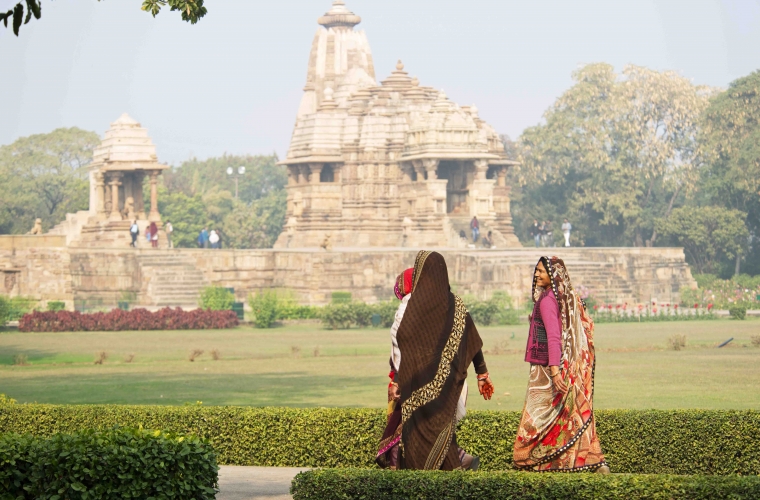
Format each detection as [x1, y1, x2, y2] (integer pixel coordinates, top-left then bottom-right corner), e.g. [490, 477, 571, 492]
[199, 227, 209, 249]
[394, 250, 494, 471]
[129, 220, 139, 248]
[209, 229, 220, 249]
[145, 226, 152, 244]
[470, 216, 480, 243]
[530, 220, 541, 247]
[561, 219, 572, 247]
[165, 220, 174, 249]
[513, 257, 608, 473]
[149, 222, 159, 248]
[482, 230, 494, 249]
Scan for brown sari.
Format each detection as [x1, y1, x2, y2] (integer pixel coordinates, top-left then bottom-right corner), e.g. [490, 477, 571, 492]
[396, 250, 483, 470]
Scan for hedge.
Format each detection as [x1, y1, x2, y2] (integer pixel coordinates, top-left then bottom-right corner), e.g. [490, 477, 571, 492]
[0, 428, 218, 499]
[1, 406, 758, 475]
[18, 307, 239, 332]
[290, 469, 760, 500]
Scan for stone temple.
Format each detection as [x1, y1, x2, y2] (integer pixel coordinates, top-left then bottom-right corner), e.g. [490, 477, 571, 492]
[276, 0, 519, 249]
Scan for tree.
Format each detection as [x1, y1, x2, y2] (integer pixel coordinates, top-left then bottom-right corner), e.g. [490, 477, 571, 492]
[516, 63, 716, 247]
[155, 188, 208, 248]
[0, 127, 99, 234]
[698, 70, 760, 276]
[2, 0, 206, 37]
[222, 191, 286, 249]
[655, 206, 748, 275]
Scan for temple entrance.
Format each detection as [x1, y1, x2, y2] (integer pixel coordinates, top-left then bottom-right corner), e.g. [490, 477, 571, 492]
[438, 161, 469, 214]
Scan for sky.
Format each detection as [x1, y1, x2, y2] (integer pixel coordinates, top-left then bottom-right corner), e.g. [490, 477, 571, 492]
[1, 0, 759, 165]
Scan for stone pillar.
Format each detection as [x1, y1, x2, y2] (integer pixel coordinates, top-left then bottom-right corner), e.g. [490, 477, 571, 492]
[108, 172, 123, 221]
[413, 161, 426, 181]
[497, 166, 507, 187]
[134, 172, 146, 219]
[95, 172, 106, 217]
[474, 159, 489, 180]
[333, 165, 341, 183]
[149, 170, 160, 221]
[310, 164, 323, 184]
[288, 166, 299, 186]
[299, 165, 310, 184]
[423, 159, 439, 180]
[400, 163, 413, 183]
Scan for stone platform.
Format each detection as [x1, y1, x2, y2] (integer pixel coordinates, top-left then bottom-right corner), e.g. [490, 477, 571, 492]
[0, 238, 695, 310]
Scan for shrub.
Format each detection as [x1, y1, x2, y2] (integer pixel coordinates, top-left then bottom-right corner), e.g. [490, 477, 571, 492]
[321, 303, 355, 329]
[45, 301, 66, 312]
[0, 428, 218, 499]
[274, 290, 321, 320]
[18, 307, 238, 332]
[0, 296, 37, 324]
[464, 292, 521, 326]
[248, 290, 279, 328]
[0, 394, 16, 405]
[331, 291, 352, 304]
[0, 406, 758, 475]
[199, 286, 234, 311]
[751, 335, 760, 347]
[0, 296, 9, 327]
[667, 334, 687, 351]
[291, 469, 760, 500]
[729, 304, 747, 320]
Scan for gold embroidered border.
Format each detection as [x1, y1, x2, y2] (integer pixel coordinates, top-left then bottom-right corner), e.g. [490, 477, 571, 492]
[401, 294, 467, 426]
[411, 250, 431, 293]
[424, 417, 456, 470]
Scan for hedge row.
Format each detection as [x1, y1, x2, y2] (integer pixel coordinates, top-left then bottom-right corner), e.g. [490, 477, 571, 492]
[0, 428, 218, 499]
[18, 307, 239, 332]
[291, 469, 760, 500]
[1, 406, 758, 475]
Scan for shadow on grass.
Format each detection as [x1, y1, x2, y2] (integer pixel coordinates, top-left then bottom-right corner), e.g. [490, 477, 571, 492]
[1, 371, 382, 407]
[0, 344, 61, 365]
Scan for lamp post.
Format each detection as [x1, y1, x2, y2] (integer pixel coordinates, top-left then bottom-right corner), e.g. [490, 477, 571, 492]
[226, 166, 246, 199]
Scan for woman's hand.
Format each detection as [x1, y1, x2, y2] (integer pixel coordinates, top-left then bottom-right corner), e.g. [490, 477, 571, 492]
[388, 383, 400, 402]
[549, 369, 568, 394]
[477, 374, 494, 400]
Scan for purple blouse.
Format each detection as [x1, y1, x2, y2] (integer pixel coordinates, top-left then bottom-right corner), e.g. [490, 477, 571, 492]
[524, 290, 562, 366]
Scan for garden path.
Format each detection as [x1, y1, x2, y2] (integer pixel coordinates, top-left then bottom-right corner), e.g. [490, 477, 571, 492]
[217, 466, 310, 500]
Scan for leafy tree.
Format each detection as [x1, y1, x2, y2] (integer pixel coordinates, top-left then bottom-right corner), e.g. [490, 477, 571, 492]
[222, 190, 287, 249]
[0, 127, 99, 234]
[2, 0, 206, 36]
[655, 206, 748, 275]
[516, 63, 716, 247]
[698, 70, 760, 276]
[156, 187, 208, 248]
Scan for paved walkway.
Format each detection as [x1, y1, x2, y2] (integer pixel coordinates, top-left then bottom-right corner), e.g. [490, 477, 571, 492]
[217, 466, 310, 500]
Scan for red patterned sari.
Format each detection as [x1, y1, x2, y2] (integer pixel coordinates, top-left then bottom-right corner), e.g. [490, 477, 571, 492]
[513, 257, 607, 472]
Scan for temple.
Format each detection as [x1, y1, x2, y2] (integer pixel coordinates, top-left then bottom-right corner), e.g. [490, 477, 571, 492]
[276, 0, 519, 248]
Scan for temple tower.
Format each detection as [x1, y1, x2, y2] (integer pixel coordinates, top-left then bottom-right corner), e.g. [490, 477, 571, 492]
[276, 1, 519, 248]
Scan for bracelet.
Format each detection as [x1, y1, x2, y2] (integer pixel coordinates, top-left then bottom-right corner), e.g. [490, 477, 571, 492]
[477, 373, 489, 381]
[549, 372, 560, 378]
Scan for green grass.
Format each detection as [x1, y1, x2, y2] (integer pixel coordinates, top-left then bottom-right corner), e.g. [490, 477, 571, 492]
[1, 320, 758, 410]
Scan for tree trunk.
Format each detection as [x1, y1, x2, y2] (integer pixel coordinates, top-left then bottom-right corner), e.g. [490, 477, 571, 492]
[735, 253, 741, 276]
[647, 184, 682, 247]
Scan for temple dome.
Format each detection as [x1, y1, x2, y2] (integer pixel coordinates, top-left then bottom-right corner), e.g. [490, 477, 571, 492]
[318, 0, 361, 30]
[92, 113, 159, 164]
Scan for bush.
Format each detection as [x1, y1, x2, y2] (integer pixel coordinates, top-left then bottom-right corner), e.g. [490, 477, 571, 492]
[248, 290, 279, 328]
[199, 286, 234, 311]
[0, 406, 758, 475]
[46, 301, 66, 312]
[729, 304, 747, 320]
[291, 469, 760, 500]
[0, 296, 8, 327]
[0, 428, 218, 499]
[274, 290, 321, 320]
[18, 307, 239, 332]
[320, 301, 398, 329]
[464, 292, 521, 326]
[0, 296, 37, 324]
[321, 303, 355, 329]
[331, 291, 352, 304]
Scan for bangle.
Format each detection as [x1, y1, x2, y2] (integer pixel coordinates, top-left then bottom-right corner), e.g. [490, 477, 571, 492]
[477, 374, 489, 381]
[549, 372, 560, 378]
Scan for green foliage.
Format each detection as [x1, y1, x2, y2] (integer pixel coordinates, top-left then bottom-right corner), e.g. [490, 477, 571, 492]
[0, 127, 99, 234]
[655, 206, 748, 274]
[45, 301, 65, 312]
[291, 469, 760, 500]
[331, 291, 352, 304]
[320, 301, 397, 329]
[248, 290, 279, 328]
[0, 428, 218, 499]
[464, 292, 520, 326]
[729, 304, 747, 320]
[321, 303, 355, 330]
[1, 0, 207, 37]
[0, 296, 37, 323]
[272, 290, 321, 320]
[516, 63, 716, 248]
[199, 287, 234, 311]
[677, 274, 760, 309]
[693, 273, 719, 289]
[0, 394, 16, 405]
[0, 406, 758, 475]
[0, 296, 8, 327]
[222, 190, 286, 249]
[591, 304, 717, 323]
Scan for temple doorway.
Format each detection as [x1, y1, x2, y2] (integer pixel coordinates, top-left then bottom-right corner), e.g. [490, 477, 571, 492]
[438, 161, 469, 214]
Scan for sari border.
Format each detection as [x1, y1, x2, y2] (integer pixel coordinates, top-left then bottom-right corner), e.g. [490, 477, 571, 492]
[518, 460, 608, 473]
[411, 250, 431, 293]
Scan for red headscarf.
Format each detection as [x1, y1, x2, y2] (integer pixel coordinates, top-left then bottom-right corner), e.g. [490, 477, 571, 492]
[394, 268, 414, 300]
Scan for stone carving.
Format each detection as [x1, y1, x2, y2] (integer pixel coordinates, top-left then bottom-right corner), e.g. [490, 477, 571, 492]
[27, 218, 43, 235]
[4, 271, 17, 293]
[122, 196, 135, 220]
[276, 1, 520, 249]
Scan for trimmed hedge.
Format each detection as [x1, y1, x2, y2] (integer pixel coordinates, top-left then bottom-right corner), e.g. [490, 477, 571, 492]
[290, 469, 760, 500]
[1, 406, 758, 475]
[0, 428, 218, 499]
[19, 307, 239, 332]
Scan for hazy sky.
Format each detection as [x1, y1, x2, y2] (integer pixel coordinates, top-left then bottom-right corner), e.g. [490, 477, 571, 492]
[1, 0, 759, 165]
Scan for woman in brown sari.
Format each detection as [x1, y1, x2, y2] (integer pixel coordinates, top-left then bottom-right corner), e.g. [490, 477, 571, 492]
[513, 256, 608, 473]
[388, 250, 494, 471]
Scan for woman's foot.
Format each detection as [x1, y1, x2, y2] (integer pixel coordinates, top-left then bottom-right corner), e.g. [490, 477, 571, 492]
[595, 464, 610, 474]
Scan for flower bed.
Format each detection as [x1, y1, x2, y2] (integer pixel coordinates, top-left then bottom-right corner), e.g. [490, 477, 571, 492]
[18, 307, 239, 332]
[590, 302, 717, 323]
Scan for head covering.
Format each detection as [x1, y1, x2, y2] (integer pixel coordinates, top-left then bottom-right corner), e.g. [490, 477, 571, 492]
[149, 222, 158, 233]
[394, 268, 414, 300]
[396, 250, 483, 470]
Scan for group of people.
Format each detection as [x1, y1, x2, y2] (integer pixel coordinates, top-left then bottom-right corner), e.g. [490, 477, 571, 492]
[530, 219, 573, 247]
[197, 227, 222, 249]
[376, 250, 608, 473]
[458, 216, 495, 248]
[128, 220, 174, 248]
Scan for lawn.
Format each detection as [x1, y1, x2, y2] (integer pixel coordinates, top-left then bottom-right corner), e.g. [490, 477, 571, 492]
[0, 319, 758, 410]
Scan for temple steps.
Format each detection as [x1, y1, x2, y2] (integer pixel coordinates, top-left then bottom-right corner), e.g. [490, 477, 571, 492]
[136, 252, 208, 309]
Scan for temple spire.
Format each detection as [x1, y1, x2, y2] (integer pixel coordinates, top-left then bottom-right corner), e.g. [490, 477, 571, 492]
[318, 0, 361, 30]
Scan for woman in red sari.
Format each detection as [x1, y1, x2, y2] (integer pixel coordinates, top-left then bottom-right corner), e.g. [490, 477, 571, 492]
[513, 256, 609, 473]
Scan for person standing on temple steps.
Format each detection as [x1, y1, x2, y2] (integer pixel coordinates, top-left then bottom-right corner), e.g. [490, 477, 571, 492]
[165, 220, 174, 249]
[129, 220, 139, 248]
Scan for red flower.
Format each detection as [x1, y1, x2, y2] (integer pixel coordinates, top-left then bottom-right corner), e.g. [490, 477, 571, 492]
[694, 304, 698, 309]
[674, 304, 678, 309]
[707, 304, 713, 311]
